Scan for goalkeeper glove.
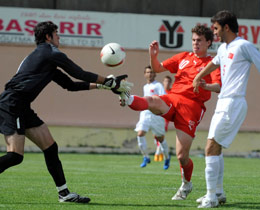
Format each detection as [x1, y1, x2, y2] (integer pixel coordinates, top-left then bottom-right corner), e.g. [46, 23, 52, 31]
[102, 74, 134, 94]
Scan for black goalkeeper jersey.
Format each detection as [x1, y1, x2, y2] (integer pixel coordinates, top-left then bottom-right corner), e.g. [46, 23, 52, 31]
[0, 43, 98, 113]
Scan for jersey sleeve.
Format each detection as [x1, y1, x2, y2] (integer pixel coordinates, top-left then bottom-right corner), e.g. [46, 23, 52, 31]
[212, 45, 223, 65]
[50, 50, 98, 83]
[52, 69, 90, 91]
[241, 42, 260, 73]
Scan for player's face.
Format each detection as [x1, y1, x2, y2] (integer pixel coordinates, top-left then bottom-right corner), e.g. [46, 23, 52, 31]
[163, 78, 172, 90]
[49, 30, 60, 47]
[213, 22, 225, 43]
[192, 33, 211, 58]
[144, 68, 156, 83]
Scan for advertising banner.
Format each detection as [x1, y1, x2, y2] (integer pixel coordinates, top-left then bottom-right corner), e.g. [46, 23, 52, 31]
[0, 7, 260, 52]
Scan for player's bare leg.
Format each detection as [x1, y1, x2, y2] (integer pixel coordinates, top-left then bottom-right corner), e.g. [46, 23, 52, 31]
[26, 124, 90, 203]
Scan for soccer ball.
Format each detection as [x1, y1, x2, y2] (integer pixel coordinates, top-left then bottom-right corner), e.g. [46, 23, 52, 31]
[100, 43, 126, 67]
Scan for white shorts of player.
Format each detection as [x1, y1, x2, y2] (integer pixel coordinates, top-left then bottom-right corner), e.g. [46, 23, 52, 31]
[208, 97, 247, 148]
[135, 110, 166, 136]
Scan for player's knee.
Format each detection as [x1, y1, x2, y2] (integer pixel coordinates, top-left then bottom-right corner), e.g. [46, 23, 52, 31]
[155, 136, 164, 143]
[176, 153, 188, 165]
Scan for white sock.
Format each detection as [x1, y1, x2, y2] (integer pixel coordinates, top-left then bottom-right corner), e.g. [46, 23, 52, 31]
[158, 144, 163, 154]
[160, 140, 169, 159]
[205, 156, 220, 200]
[57, 184, 68, 192]
[127, 95, 134, 105]
[216, 153, 224, 194]
[137, 136, 149, 157]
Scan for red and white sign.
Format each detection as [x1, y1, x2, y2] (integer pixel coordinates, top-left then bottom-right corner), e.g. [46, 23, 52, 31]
[0, 7, 260, 52]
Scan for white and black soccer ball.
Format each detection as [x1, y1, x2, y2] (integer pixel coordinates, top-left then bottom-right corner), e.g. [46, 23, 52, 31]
[100, 43, 126, 67]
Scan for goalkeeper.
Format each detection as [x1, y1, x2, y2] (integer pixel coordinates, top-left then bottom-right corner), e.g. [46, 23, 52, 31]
[0, 21, 132, 204]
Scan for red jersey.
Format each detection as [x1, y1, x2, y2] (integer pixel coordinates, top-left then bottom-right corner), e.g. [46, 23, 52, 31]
[162, 52, 221, 103]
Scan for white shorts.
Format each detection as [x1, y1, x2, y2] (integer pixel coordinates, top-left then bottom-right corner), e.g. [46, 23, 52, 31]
[135, 110, 166, 136]
[208, 97, 247, 148]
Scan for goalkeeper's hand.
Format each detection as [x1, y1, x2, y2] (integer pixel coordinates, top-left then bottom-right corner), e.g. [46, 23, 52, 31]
[102, 74, 134, 94]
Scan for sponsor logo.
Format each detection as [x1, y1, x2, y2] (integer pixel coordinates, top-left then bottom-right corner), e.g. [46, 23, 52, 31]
[188, 120, 195, 130]
[0, 18, 104, 46]
[159, 20, 184, 49]
[179, 59, 189, 69]
[109, 46, 115, 54]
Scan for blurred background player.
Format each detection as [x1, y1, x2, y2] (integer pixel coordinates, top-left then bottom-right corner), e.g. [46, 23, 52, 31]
[154, 75, 173, 162]
[135, 65, 171, 170]
[120, 25, 221, 200]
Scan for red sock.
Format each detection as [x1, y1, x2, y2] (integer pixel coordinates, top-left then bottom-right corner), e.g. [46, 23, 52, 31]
[180, 158, 193, 182]
[129, 96, 148, 111]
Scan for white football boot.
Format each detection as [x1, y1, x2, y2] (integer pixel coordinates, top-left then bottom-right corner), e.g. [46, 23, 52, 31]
[172, 181, 192, 200]
[197, 196, 219, 208]
[196, 193, 226, 205]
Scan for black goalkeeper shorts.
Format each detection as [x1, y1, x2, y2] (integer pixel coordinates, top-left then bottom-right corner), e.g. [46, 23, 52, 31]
[0, 107, 44, 136]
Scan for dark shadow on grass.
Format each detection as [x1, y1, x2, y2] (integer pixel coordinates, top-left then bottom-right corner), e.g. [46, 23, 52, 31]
[219, 202, 260, 210]
[0, 202, 193, 208]
[88, 202, 192, 208]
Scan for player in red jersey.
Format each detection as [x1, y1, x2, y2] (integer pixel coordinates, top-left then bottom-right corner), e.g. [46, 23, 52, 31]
[120, 25, 221, 200]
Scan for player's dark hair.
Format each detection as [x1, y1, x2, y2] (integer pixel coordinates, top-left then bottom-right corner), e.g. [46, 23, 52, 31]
[34, 21, 58, 45]
[191, 25, 214, 48]
[211, 10, 238, 33]
[164, 75, 172, 83]
[144, 65, 153, 73]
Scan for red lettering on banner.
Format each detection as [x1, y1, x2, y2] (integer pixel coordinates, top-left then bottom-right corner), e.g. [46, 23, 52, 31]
[238, 25, 248, 40]
[0, 19, 102, 37]
[60, 22, 75, 34]
[6, 19, 22, 32]
[0, 19, 3, 30]
[25, 20, 37, 35]
[78, 22, 83, 35]
[87, 23, 101, 35]
[251, 26, 260, 44]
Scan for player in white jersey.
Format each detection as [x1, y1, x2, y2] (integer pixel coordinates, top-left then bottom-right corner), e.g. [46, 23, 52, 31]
[154, 76, 173, 162]
[135, 65, 171, 169]
[193, 10, 260, 208]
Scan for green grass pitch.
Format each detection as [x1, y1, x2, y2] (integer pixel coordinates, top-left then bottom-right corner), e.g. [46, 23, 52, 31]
[0, 153, 260, 210]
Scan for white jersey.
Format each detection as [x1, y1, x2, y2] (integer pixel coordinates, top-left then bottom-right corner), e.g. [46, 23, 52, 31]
[135, 80, 166, 135]
[212, 37, 260, 98]
[142, 80, 166, 115]
[143, 80, 166, 97]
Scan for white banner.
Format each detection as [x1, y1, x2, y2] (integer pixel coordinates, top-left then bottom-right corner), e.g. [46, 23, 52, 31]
[0, 7, 260, 52]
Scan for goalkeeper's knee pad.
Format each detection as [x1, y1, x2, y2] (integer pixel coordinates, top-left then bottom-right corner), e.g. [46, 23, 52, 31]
[0, 152, 23, 173]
